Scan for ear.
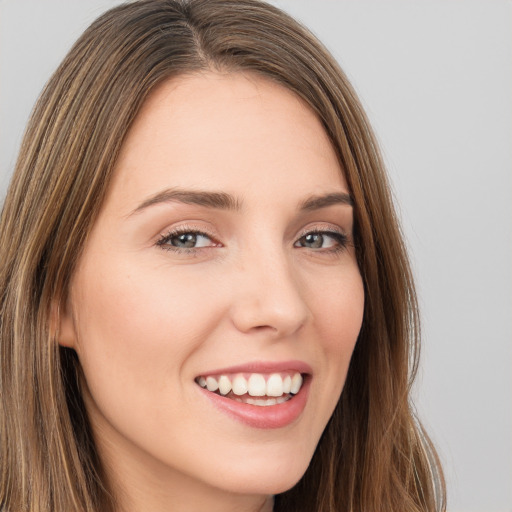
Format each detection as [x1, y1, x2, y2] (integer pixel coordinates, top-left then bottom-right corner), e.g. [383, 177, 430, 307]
[50, 296, 77, 349]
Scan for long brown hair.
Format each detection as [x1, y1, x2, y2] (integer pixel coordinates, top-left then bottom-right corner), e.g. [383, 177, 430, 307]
[0, 1, 445, 510]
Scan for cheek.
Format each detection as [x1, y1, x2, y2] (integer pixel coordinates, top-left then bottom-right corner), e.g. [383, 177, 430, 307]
[70, 258, 224, 402]
[305, 267, 364, 415]
[309, 268, 365, 352]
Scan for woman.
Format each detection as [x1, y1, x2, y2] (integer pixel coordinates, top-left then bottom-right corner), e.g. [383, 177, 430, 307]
[0, 1, 445, 511]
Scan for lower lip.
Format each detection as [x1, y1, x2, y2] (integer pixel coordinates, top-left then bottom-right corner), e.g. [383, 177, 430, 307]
[197, 377, 311, 429]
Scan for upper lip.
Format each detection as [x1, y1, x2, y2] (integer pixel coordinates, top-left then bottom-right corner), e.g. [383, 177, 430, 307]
[196, 360, 312, 377]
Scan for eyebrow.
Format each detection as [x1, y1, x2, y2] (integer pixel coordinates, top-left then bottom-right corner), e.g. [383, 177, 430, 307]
[298, 192, 353, 211]
[130, 188, 353, 216]
[130, 188, 242, 215]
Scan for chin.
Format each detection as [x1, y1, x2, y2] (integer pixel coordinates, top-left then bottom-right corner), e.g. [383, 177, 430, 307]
[206, 449, 312, 496]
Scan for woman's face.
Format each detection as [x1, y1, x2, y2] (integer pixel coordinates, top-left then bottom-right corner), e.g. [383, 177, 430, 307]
[60, 72, 364, 508]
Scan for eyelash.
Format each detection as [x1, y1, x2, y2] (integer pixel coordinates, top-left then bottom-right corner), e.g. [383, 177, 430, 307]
[156, 225, 219, 255]
[155, 226, 349, 255]
[294, 228, 349, 255]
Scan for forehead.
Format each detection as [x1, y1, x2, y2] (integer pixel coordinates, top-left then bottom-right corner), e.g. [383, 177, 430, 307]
[109, 71, 347, 211]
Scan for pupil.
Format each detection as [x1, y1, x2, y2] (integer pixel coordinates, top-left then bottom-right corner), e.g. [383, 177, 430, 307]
[172, 233, 197, 248]
[305, 233, 323, 248]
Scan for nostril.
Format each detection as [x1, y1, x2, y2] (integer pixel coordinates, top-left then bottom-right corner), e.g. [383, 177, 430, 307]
[253, 324, 277, 331]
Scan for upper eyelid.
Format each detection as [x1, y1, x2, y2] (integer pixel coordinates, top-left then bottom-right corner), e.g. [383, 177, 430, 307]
[297, 225, 346, 237]
[295, 222, 350, 240]
[158, 223, 218, 237]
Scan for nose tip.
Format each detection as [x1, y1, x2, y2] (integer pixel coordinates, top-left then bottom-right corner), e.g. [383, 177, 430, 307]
[229, 260, 310, 338]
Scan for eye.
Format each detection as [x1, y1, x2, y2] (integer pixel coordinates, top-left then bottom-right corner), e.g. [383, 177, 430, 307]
[156, 228, 218, 251]
[294, 230, 348, 252]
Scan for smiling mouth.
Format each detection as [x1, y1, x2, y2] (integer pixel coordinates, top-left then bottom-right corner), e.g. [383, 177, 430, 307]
[195, 371, 304, 407]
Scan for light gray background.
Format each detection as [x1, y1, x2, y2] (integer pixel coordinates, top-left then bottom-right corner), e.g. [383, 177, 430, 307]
[1, 1, 510, 511]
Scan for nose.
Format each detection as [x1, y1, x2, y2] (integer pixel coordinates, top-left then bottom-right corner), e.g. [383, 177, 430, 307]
[229, 251, 310, 338]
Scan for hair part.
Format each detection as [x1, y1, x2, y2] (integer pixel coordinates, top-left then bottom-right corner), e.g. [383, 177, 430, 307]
[0, 1, 445, 510]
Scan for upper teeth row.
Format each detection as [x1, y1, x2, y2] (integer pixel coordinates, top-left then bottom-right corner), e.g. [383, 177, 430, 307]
[197, 372, 303, 397]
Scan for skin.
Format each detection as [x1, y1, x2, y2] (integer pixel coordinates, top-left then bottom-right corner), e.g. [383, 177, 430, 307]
[59, 71, 365, 512]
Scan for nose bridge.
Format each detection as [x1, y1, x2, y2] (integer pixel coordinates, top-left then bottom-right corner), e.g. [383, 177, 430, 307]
[230, 240, 310, 337]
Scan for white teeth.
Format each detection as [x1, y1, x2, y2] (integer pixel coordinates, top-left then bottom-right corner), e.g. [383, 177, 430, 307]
[245, 396, 288, 407]
[232, 375, 248, 396]
[290, 373, 303, 394]
[198, 371, 305, 398]
[206, 376, 218, 392]
[266, 373, 284, 397]
[247, 374, 266, 397]
[218, 375, 231, 395]
[283, 375, 291, 394]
